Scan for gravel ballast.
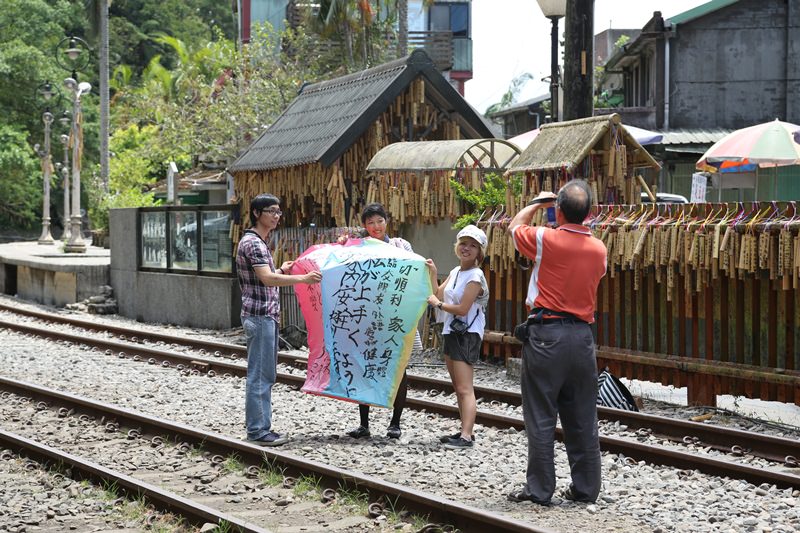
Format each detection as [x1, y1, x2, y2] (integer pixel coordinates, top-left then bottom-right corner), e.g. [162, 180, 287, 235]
[1, 296, 799, 532]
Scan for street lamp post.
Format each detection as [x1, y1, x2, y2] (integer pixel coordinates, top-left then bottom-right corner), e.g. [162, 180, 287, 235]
[59, 131, 71, 241]
[56, 36, 91, 253]
[536, 0, 566, 123]
[59, 110, 71, 241]
[35, 111, 55, 244]
[63, 77, 92, 253]
[34, 81, 56, 245]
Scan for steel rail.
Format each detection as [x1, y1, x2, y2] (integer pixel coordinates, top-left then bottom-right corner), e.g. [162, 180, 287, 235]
[595, 407, 800, 466]
[0, 317, 248, 373]
[0, 428, 268, 532]
[2, 312, 797, 466]
[0, 376, 551, 533]
[5, 302, 799, 385]
[0, 302, 243, 356]
[2, 321, 799, 492]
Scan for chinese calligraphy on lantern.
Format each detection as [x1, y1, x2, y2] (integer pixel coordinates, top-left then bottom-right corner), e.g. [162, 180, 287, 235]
[293, 239, 431, 407]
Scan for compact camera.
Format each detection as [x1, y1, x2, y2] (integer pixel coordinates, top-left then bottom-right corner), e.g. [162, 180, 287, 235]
[545, 206, 556, 225]
[529, 195, 557, 226]
[450, 318, 469, 334]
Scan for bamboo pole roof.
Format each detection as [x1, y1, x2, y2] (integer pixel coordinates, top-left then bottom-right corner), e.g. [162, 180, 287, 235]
[366, 139, 521, 172]
[505, 114, 661, 174]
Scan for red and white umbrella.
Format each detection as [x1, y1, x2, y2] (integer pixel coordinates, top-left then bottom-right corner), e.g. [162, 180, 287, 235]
[696, 119, 800, 172]
[695, 119, 800, 199]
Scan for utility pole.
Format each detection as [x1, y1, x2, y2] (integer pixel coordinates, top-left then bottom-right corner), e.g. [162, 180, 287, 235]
[563, 0, 594, 120]
[99, 0, 109, 192]
[398, 0, 408, 58]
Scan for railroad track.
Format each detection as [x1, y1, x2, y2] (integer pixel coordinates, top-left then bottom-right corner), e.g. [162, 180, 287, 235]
[0, 428, 266, 532]
[0, 376, 545, 533]
[1, 302, 798, 468]
[1, 306, 798, 490]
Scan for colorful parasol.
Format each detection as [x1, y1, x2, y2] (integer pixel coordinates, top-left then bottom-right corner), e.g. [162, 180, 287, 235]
[292, 238, 431, 408]
[696, 119, 800, 173]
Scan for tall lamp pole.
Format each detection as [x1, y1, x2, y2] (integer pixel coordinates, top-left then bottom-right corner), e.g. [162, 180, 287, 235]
[56, 36, 91, 253]
[34, 81, 56, 245]
[536, 0, 566, 123]
[63, 77, 92, 253]
[59, 132, 71, 241]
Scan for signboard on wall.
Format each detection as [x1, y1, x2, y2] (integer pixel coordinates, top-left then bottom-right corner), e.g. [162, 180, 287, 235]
[690, 173, 707, 203]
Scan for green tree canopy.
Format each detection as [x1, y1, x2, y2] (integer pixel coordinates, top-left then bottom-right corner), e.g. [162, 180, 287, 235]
[0, 0, 83, 136]
[0, 125, 43, 228]
[108, 0, 236, 76]
[0, 0, 402, 232]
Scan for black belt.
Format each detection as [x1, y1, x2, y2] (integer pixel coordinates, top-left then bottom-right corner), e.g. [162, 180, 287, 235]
[534, 317, 584, 325]
[528, 308, 586, 325]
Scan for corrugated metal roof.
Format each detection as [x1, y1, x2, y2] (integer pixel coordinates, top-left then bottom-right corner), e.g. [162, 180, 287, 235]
[149, 169, 227, 194]
[486, 94, 550, 118]
[657, 128, 732, 145]
[228, 50, 493, 172]
[667, 0, 740, 26]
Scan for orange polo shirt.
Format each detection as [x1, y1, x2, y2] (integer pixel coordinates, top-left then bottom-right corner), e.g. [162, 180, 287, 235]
[511, 223, 607, 324]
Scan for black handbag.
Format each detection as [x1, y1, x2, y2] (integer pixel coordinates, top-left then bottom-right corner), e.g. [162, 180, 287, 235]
[450, 310, 479, 335]
[513, 321, 529, 342]
[597, 368, 639, 411]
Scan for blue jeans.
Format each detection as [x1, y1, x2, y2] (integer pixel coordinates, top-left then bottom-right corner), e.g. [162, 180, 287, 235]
[243, 315, 279, 440]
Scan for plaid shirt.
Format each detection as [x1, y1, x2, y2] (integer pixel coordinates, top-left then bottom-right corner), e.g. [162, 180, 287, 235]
[236, 230, 280, 320]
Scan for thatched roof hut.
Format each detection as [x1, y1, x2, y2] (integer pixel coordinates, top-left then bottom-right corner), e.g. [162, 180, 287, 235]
[227, 50, 493, 238]
[505, 114, 661, 204]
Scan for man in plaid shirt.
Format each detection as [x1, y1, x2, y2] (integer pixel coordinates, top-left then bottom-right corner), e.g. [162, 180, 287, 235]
[237, 193, 321, 446]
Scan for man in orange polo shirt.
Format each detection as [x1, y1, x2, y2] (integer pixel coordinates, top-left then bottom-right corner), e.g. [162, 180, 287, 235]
[506, 179, 607, 506]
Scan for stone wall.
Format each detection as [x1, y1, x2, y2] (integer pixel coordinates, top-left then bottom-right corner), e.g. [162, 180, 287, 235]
[669, 0, 796, 129]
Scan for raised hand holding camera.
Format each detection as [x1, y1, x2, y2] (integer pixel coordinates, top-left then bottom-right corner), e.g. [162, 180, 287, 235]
[528, 191, 557, 205]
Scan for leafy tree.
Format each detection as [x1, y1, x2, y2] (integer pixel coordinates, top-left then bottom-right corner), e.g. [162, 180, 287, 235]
[130, 24, 330, 166]
[305, 0, 399, 70]
[1, 0, 405, 231]
[0, 125, 43, 228]
[449, 173, 522, 230]
[0, 0, 87, 229]
[484, 73, 535, 116]
[0, 0, 83, 137]
[87, 124, 178, 230]
[88, 24, 331, 228]
[107, 0, 236, 76]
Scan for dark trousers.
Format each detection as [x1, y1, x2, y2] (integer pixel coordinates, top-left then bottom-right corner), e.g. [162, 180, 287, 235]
[520, 320, 601, 503]
[359, 371, 408, 427]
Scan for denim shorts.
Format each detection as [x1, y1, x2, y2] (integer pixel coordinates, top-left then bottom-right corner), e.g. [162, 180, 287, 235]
[443, 332, 481, 365]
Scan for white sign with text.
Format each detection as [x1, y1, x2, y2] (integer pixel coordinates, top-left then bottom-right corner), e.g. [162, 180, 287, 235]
[690, 173, 707, 203]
